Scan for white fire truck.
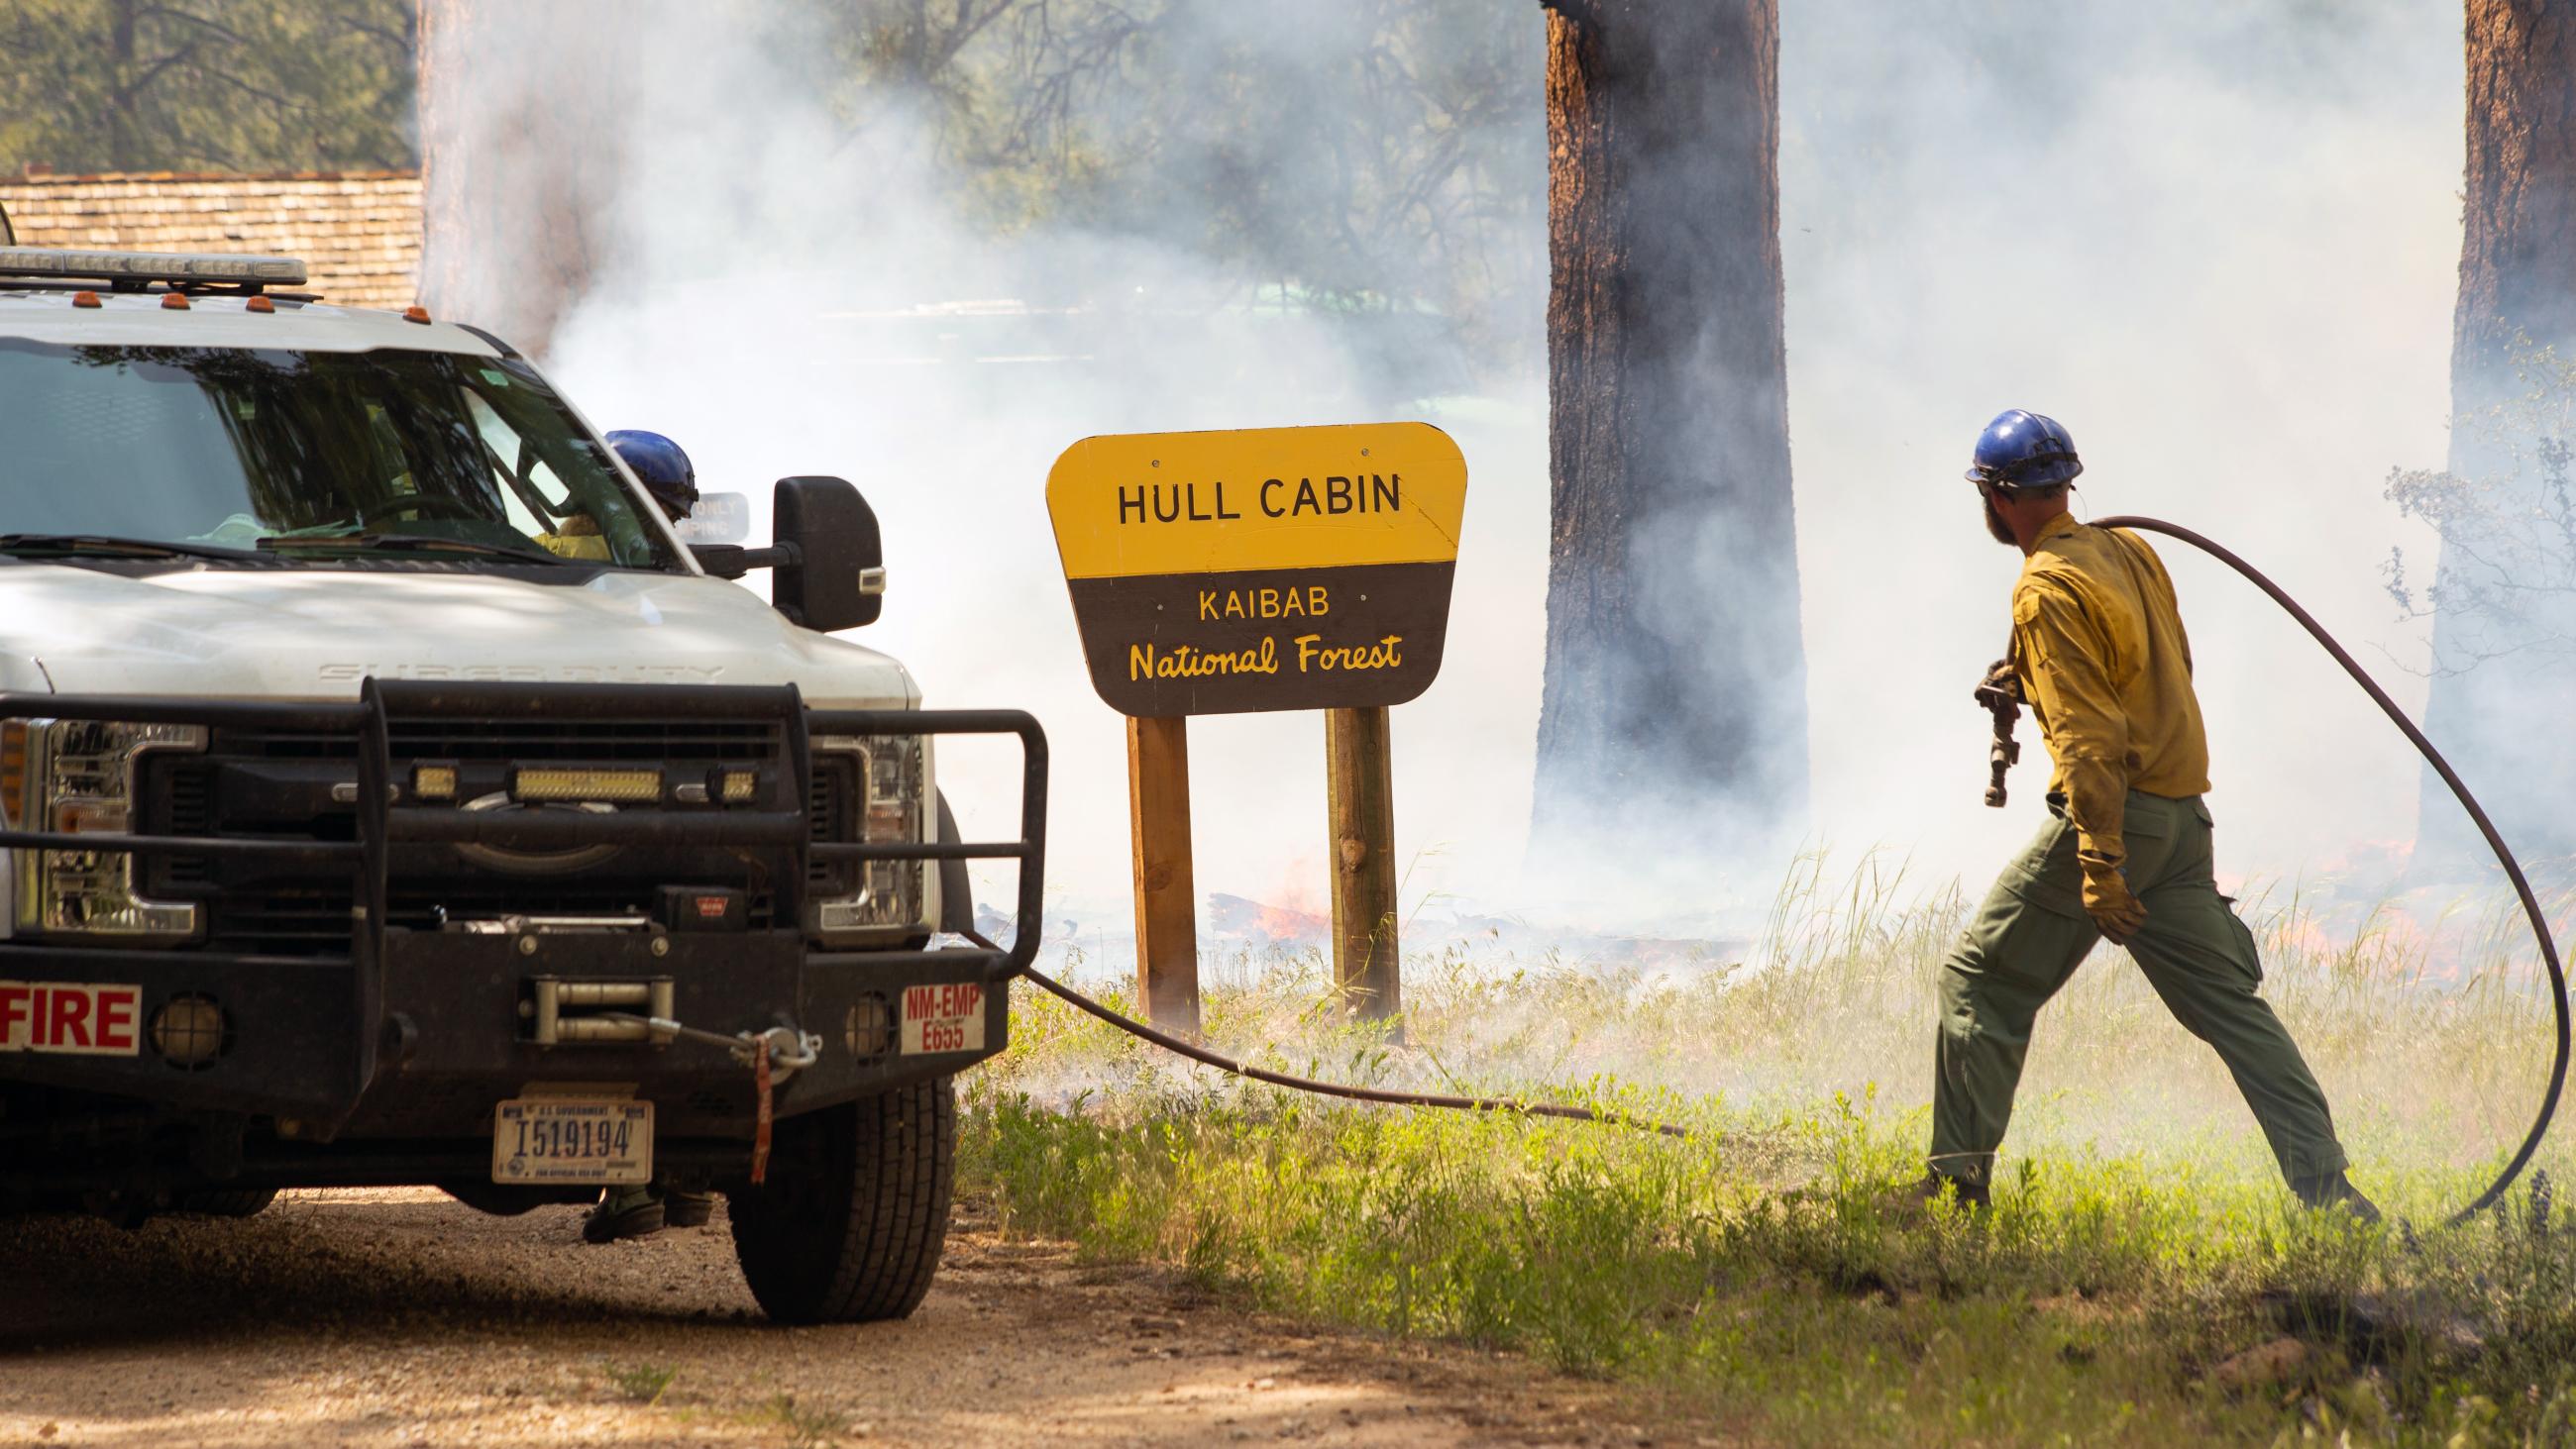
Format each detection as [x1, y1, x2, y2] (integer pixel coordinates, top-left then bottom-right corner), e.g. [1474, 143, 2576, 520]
[0, 247, 1045, 1322]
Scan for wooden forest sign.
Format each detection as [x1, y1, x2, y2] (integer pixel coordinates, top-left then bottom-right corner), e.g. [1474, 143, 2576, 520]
[1045, 422, 1468, 717]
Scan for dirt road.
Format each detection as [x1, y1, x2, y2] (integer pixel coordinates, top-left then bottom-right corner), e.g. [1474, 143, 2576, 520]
[0, 1190, 1708, 1447]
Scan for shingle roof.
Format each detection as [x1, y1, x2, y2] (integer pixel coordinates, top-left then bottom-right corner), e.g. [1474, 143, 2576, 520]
[0, 169, 421, 311]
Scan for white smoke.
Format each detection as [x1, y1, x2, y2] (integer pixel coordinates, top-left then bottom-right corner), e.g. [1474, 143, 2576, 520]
[450, 0, 2466, 945]
[501, 4, 1547, 933]
[1779, 0, 2459, 897]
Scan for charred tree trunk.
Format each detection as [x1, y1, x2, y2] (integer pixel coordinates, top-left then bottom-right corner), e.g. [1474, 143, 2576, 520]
[1532, 0, 1806, 867]
[416, 0, 639, 355]
[2420, 0, 2576, 867]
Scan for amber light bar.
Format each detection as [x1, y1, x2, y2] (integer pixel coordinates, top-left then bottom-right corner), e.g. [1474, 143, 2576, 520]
[511, 767, 664, 803]
[0, 247, 307, 288]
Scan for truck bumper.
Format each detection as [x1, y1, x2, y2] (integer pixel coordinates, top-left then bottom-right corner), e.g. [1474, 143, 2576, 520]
[0, 682, 1046, 1163]
[0, 930, 1012, 1137]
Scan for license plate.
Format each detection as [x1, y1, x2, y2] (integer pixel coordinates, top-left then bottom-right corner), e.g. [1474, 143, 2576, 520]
[901, 981, 987, 1055]
[491, 1097, 652, 1186]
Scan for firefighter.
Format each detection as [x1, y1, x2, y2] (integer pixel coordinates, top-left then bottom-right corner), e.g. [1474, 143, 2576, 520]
[1920, 409, 2378, 1219]
[530, 431, 698, 562]
[578, 430, 719, 1243]
[605, 430, 700, 524]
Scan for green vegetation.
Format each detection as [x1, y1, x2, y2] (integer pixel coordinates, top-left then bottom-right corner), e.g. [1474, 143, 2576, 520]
[810, 0, 1545, 370]
[957, 857, 2575, 1445]
[741, 1393, 853, 1448]
[0, 0, 1541, 372]
[599, 1360, 677, 1405]
[0, 0, 415, 175]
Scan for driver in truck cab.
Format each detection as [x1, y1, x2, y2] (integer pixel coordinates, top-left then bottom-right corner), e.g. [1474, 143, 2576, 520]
[535, 430, 698, 564]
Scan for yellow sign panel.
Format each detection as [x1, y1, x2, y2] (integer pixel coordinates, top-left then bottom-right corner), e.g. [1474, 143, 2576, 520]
[1045, 422, 1469, 717]
[1046, 422, 1466, 579]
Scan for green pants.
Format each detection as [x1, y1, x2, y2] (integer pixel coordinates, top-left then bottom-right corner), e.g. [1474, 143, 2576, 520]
[1930, 791, 2346, 1190]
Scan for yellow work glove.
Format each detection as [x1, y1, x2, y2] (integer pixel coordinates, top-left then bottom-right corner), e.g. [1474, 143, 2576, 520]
[2081, 863, 2147, 944]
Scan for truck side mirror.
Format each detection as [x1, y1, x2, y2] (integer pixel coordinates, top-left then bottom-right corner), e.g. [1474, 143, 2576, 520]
[686, 477, 886, 631]
[772, 475, 885, 631]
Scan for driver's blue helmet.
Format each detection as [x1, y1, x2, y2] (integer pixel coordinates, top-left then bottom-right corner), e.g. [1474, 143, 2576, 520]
[1965, 409, 2084, 491]
[606, 430, 698, 522]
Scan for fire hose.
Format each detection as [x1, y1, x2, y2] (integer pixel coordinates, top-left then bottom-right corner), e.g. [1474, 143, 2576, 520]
[979, 516, 2564, 1224]
[589, 962, 1693, 1142]
[959, 509, 2574, 1225]
[658, 514, 2568, 1222]
[2059, 516, 2567, 1227]
[953, 929, 1689, 1139]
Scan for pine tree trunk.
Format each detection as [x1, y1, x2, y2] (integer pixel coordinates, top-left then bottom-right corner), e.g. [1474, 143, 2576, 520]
[2453, 0, 2576, 386]
[416, 0, 638, 356]
[108, 0, 140, 173]
[2420, 0, 2576, 866]
[1532, 0, 1806, 864]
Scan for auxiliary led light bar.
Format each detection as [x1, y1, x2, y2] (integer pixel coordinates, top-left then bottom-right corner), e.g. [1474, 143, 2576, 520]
[0, 247, 307, 289]
[511, 767, 664, 804]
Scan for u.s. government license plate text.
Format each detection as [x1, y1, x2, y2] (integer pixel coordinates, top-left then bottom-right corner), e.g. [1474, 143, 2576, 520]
[491, 1097, 653, 1186]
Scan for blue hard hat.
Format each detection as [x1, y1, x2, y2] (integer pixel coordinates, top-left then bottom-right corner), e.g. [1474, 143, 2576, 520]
[1965, 409, 2084, 490]
[606, 429, 699, 520]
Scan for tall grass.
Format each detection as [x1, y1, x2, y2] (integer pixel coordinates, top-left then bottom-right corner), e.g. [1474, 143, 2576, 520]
[957, 857, 2575, 1445]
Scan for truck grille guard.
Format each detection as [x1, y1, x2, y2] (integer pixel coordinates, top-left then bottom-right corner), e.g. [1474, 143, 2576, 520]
[0, 679, 1048, 1133]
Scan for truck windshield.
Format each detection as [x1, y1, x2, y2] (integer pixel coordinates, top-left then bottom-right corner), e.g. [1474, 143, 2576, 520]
[0, 339, 680, 570]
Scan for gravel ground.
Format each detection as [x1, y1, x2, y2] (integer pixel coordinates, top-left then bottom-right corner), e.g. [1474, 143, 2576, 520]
[0, 1189, 1715, 1447]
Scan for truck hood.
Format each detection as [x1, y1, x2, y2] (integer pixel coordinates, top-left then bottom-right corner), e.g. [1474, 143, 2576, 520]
[0, 564, 918, 706]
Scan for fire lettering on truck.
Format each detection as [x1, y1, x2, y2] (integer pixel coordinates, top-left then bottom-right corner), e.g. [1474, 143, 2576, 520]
[0, 981, 143, 1056]
[900, 982, 987, 1056]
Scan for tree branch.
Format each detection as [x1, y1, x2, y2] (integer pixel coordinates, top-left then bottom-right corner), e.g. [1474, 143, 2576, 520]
[203, 64, 308, 114]
[337, 17, 416, 51]
[113, 41, 204, 108]
[913, 0, 1020, 82]
[136, 4, 248, 47]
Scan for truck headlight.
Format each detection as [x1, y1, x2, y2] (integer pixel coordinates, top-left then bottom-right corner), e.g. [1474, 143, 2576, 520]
[1, 718, 205, 941]
[809, 735, 926, 940]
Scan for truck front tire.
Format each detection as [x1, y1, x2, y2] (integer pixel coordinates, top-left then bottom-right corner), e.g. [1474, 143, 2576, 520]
[171, 1187, 278, 1217]
[727, 1075, 956, 1323]
[935, 791, 973, 935]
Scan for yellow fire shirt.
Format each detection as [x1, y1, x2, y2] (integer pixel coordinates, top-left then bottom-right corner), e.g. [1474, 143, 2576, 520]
[2009, 512, 2213, 877]
[535, 512, 613, 562]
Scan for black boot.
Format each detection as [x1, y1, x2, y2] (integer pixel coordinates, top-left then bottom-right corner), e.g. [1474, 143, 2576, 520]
[582, 1185, 666, 1243]
[1909, 1171, 1990, 1212]
[663, 1189, 716, 1228]
[2292, 1171, 2382, 1223]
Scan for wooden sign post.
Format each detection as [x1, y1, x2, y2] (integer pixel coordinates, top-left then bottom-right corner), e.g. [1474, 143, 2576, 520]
[1126, 715, 1201, 1032]
[1046, 423, 1467, 1031]
[1326, 705, 1398, 1020]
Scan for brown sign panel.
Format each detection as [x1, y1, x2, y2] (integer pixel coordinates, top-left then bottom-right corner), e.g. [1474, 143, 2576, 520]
[1046, 423, 1466, 717]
